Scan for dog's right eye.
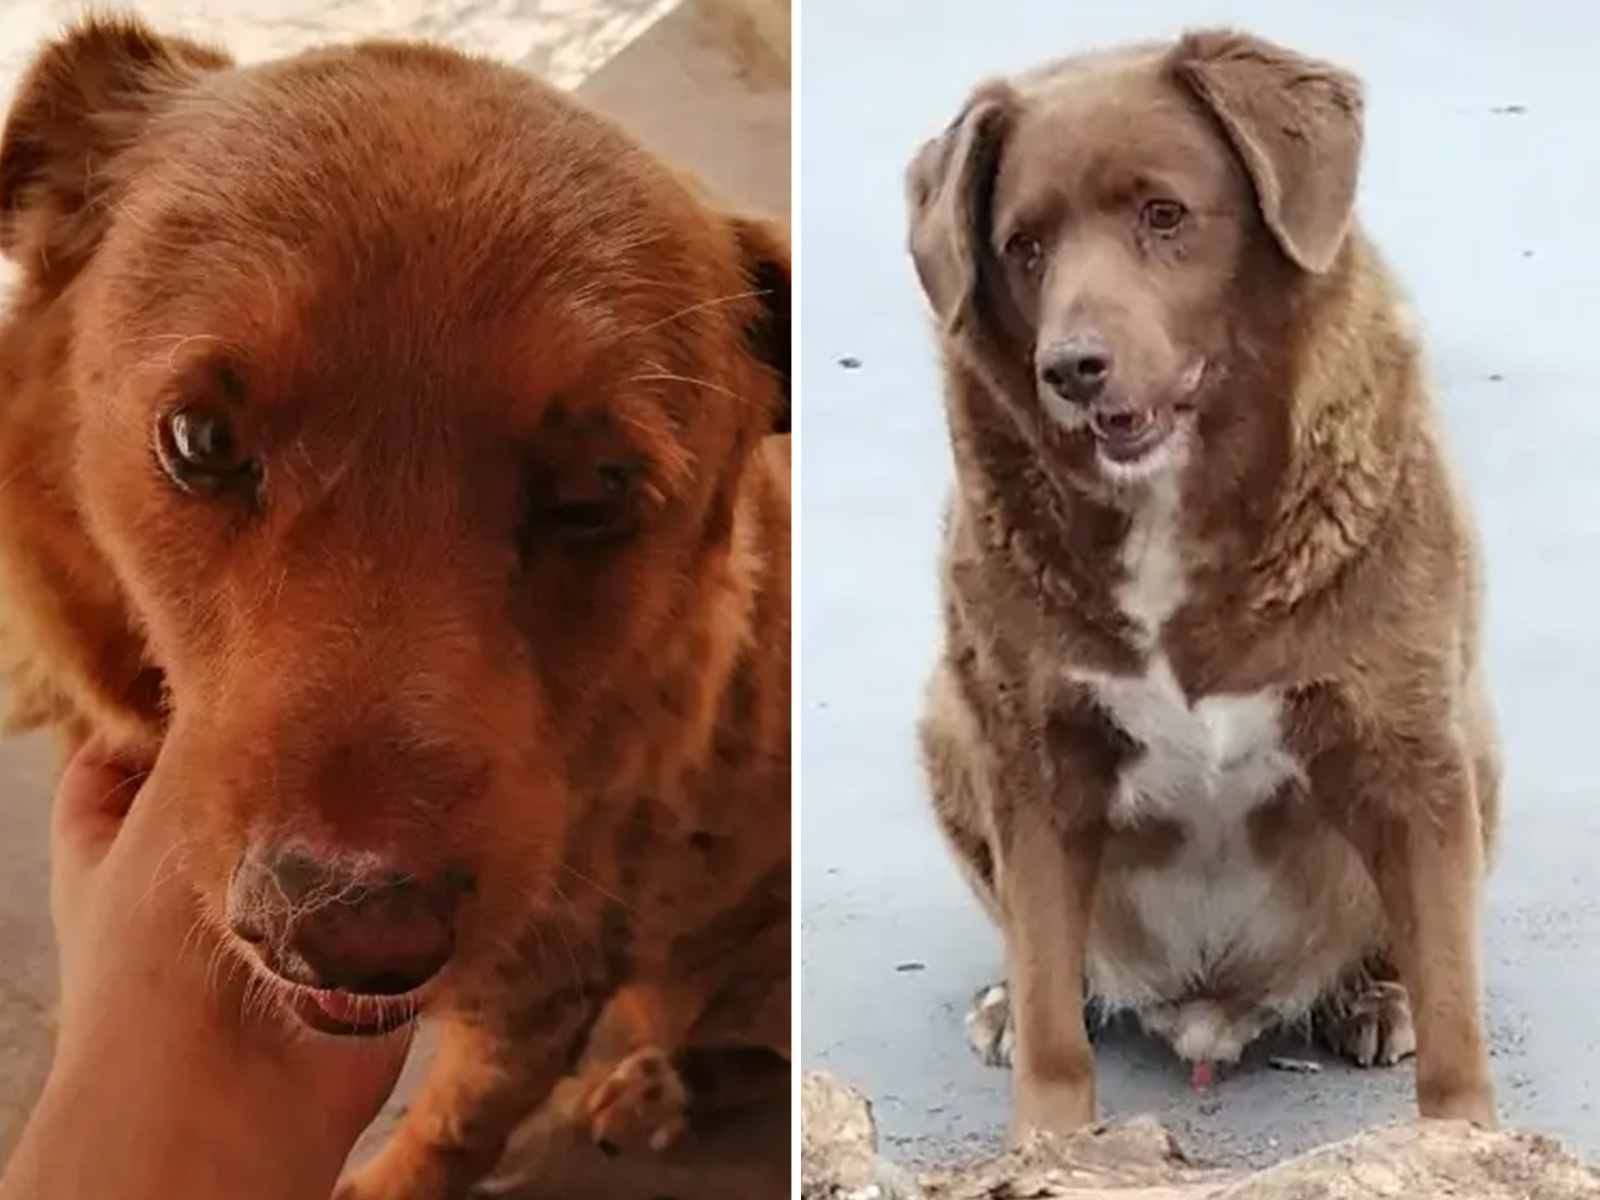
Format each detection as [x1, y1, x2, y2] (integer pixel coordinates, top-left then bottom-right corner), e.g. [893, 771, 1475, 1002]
[1141, 199, 1188, 234]
[1003, 232, 1042, 273]
[155, 405, 257, 495]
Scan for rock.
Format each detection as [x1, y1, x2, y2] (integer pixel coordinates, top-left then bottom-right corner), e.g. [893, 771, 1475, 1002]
[800, 1071, 1600, 1200]
[1217, 1121, 1600, 1200]
[800, 1072, 925, 1199]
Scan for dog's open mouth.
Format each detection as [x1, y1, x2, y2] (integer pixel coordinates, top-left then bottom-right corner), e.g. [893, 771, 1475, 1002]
[1087, 403, 1195, 465]
[289, 988, 419, 1038]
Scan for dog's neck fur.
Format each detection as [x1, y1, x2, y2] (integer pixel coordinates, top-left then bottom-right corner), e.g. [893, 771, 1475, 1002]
[1244, 234, 1425, 614]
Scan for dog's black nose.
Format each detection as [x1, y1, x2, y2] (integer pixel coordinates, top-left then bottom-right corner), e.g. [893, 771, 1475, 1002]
[1039, 336, 1113, 403]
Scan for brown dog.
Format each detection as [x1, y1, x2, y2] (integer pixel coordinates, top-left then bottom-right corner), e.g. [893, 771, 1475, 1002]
[0, 17, 789, 1199]
[907, 29, 1498, 1138]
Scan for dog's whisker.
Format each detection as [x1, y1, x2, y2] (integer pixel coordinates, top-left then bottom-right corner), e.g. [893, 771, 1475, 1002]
[539, 886, 597, 1008]
[555, 863, 632, 912]
[628, 289, 767, 336]
[628, 370, 757, 410]
[128, 836, 191, 920]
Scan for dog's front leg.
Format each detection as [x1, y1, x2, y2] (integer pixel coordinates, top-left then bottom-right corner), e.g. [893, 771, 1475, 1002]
[335, 983, 602, 1200]
[576, 914, 790, 1156]
[1332, 734, 1496, 1127]
[1000, 796, 1104, 1141]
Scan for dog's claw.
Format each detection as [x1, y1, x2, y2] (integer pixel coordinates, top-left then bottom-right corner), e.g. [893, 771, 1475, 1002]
[583, 1046, 690, 1156]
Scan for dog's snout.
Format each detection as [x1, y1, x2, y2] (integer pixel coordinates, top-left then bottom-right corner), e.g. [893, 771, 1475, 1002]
[1040, 335, 1113, 404]
[229, 847, 468, 996]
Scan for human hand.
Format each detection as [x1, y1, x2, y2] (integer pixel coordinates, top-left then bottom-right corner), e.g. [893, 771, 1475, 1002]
[43, 738, 413, 1175]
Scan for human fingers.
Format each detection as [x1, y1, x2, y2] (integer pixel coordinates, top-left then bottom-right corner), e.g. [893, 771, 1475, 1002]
[49, 739, 151, 873]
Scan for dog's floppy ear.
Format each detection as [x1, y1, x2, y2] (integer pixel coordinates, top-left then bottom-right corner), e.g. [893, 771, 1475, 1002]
[729, 215, 790, 435]
[906, 81, 1015, 334]
[0, 16, 231, 278]
[1172, 30, 1364, 274]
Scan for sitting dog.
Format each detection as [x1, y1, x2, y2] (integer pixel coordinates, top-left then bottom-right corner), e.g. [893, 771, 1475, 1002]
[0, 17, 790, 1199]
[906, 28, 1498, 1137]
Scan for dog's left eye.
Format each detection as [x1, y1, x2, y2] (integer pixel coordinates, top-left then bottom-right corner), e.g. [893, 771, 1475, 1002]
[155, 405, 257, 494]
[1141, 199, 1188, 234]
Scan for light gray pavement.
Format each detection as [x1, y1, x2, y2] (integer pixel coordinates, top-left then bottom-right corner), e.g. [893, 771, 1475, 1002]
[799, 0, 1600, 1169]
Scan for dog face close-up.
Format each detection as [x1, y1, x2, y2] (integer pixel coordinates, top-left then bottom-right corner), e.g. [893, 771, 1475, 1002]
[0, 20, 788, 1034]
[909, 33, 1363, 490]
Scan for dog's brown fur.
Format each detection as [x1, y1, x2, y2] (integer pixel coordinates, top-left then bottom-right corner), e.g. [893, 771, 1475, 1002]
[0, 17, 789, 1198]
[907, 29, 1498, 1138]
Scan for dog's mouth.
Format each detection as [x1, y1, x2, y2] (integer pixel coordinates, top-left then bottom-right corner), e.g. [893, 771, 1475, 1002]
[237, 944, 429, 1037]
[287, 986, 421, 1038]
[1087, 401, 1196, 465]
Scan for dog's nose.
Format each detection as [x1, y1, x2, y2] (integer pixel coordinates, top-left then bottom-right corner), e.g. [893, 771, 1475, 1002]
[1039, 336, 1113, 403]
[228, 847, 465, 996]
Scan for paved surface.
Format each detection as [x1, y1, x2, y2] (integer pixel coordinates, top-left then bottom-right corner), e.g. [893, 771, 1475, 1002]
[0, 0, 674, 103]
[0, 3, 789, 1195]
[799, 0, 1600, 1170]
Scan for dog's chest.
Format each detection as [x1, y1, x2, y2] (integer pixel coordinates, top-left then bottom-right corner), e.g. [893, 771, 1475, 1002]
[1075, 665, 1322, 1035]
[1074, 477, 1303, 831]
[1063, 482, 1319, 1025]
[1071, 661, 1300, 829]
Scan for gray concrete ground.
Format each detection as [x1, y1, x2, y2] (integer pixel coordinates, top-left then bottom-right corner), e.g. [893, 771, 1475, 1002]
[0, 2, 789, 1195]
[0, 0, 676, 101]
[799, 0, 1600, 1170]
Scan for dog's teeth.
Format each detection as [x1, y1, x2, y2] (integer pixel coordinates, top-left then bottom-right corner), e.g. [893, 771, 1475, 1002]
[1092, 410, 1155, 440]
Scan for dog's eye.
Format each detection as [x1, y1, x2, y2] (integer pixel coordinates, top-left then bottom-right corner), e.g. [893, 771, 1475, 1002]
[1003, 231, 1042, 272]
[155, 405, 256, 494]
[1141, 199, 1188, 234]
[527, 465, 636, 545]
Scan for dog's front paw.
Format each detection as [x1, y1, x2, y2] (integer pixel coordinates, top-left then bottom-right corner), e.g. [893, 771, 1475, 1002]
[332, 1143, 452, 1200]
[1011, 1072, 1096, 1139]
[584, 1046, 690, 1155]
[333, 1163, 414, 1200]
[332, 1165, 389, 1200]
[1321, 978, 1417, 1068]
[965, 981, 1016, 1068]
[1420, 1081, 1498, 1128]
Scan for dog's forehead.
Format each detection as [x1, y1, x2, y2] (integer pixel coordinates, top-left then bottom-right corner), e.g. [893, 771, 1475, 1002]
[1001, 47, 1238, 206]
[1014, 40, 1171, 91]
[1017, 47, 1195, 144]
[120, 47, 706, 292]
[94, 52, 732, 419]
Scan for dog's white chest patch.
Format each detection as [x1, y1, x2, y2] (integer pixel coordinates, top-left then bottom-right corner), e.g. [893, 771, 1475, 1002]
[1063, 481, 1314, 1058]
[1080, 474, 1303, 824]
[1114, 475, 1188, 643]
[1071, 660, 1311, 1059]
[1071, 660, 1302, 827]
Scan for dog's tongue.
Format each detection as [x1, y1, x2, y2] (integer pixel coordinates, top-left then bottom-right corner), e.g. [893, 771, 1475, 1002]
[293, 988, 414, 1038]
[310, 990, 369, 1023]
